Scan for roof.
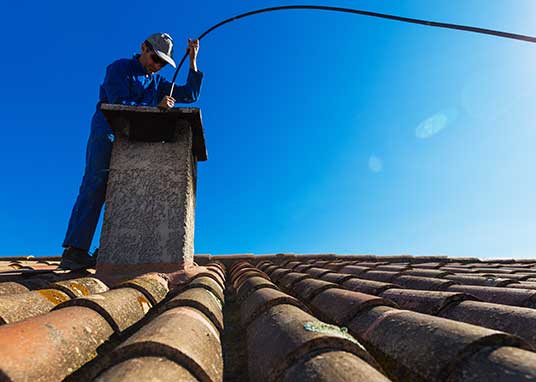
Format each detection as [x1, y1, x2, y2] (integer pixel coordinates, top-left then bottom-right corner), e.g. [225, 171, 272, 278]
[1, 253, 536, 381]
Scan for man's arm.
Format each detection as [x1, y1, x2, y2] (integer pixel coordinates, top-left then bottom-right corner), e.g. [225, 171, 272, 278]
[158, 38, 203, 105]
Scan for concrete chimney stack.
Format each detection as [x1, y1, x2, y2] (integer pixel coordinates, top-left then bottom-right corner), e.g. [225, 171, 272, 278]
[96, 104, 207, 279]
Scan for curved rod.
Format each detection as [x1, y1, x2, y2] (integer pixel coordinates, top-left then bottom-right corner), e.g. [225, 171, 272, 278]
[170, 4, 536, 95]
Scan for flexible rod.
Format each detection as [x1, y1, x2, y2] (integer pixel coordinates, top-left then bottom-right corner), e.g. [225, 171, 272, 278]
[169, 4, 536, 95]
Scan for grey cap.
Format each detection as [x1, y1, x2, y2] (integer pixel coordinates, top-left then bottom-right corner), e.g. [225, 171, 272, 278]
[145, 32, 176, 67]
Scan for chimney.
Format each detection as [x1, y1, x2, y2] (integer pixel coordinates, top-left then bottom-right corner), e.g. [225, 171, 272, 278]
[96, 104, 207, 280]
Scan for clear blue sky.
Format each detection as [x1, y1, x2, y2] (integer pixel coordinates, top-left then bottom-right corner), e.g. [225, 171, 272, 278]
[1, 0, 535, 258]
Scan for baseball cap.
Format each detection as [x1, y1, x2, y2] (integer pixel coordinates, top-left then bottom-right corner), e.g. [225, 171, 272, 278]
[145, 33, 176, 68]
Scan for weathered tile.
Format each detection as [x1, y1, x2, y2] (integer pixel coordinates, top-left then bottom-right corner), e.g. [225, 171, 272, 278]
[342, 278, 399, 295]
[319, 272, 355, 284]
[446, 346, 536, 382]
[338, 265, 370, 276]
[357, 271, 401, 283]
[0, 289, 71, 324]
[52, 277, 109, 298]
[448, 285, 536, 308]
[280, 350, 391, 382]
[291, 279, 340, 302]
[311, 288, 393, 325]
[348, 307, 526, 382]
[444, 274, 516, 287]
[305, 267, 332, 278]
[0, 306, 114, 382]
[380, 289, 473, 315]
[240, 288, 307, 328]
[278, 272, 313, 292]
[247, 304, 376, 382]
[236, 276, 278, 303]
[394, 275, 456, 291]
[95, 356, 199, 382]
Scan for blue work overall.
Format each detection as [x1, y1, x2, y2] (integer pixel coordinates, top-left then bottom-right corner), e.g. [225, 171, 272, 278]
[63, 55, 203, 251]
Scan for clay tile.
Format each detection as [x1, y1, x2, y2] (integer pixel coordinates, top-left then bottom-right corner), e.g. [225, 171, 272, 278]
[204, 265, 226, 282]
[319, 272, 355, 284]
[54, 287, 152, 333]
[51, 277, 109, 299]
[305, 267, 332, 278]
[311, 288, 394, 325]
[0, 281, 30, 296]
[116, 274, 169, 305]
[444, 274, 516, 287]
[95, 356, 199, 382]
[247, 304, 376, 382]
[294, 264, 315, 273]
[237, 276, 278, 303]
[108, 306, 223, 382]
[323, 262, 346, 271]
[438, 299, 536, 348]
[402, 269, 452, 278]
[0, 289, 71, 325]
[412, 262, 443, 269]
[240, 288, 308, 328]
[311, 260, 330, 267]
[447, 346, 536, 382]
[357, 271, 401, 283]
[229, 261, 253, 275]
[284, 261, 302, 270]
[256, 261, 273, 270]
[0, 306, 114, 382]
[342, 278, 399, 295]
[182, 276, 224, 304]
[348, 307, 526, 382]
[339, 265, 371, 276]
[278, 272, 313, 292]
[380, 289, 473, 315]
[232, 270, 270, 290]
[440, 266, 478, 274]
[380, 255, 414, 263]
[163, 288, 224, 333]
[264, 264, 279, 275]
[269, 268, 294, 283]
[509, 281, 536, 290]
[479, 273, 534, 281]
[291, 279, 340, 302]
[375, 264, 411, 272]
[195, 269, 226, 289]
[280, 350, 391, 382]
[394, 275, 456, 291]
[448, 285, 536, 308]
[472, 268, 515, 274]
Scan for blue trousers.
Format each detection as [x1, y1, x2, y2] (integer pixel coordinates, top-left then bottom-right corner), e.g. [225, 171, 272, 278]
[63, 112, 113, 251]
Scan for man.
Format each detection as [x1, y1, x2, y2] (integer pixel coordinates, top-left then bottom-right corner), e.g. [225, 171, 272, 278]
[60, 33, 203, 270]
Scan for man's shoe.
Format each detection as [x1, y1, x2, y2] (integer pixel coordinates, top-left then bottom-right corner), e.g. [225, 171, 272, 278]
[59, 247, 96, 270]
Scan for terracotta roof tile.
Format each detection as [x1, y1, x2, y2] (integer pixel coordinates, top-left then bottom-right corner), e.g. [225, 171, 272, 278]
[278, 271, 313, 292]
[246, 304, 379, 382]
[291, 278, 340, 302]
[438, 300, 536, 348]
[342, 277, 400, 295]
[348, 306, 527, 382]
[104, 306, 223, 382]
[55, 286, 152, 333]
[94, 356, 200, 382]
[446, 346, 536, 382]
[279, 350, 391, 382]
[310, 288, 394, 326]
[394, 275, 457, 291]
[236, 276, 278, 303]
[0, 306, 114, 382]
[163, 288, 224, 333]
[2, 254, 536, 380]
[379, 288, 473, 315]
[0, 288, 71, 324]
[448, 284, 536, 308]
[444, 274, 516, 287]
[240, 287, 308, 328]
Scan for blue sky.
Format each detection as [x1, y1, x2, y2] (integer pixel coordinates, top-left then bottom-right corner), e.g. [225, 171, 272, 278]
[1, 0, 536, 258]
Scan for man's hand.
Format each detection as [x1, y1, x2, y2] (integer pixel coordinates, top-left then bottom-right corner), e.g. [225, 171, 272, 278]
[158, 95, 175, 109]
[187, 38, 199, 71]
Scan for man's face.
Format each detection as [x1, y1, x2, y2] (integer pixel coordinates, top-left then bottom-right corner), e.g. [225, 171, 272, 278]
[140, 43, 167, 74]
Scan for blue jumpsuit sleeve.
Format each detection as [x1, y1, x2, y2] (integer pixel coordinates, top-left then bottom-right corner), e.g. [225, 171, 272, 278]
[101, 61, 135, 105]
[159, 68, 204, 103]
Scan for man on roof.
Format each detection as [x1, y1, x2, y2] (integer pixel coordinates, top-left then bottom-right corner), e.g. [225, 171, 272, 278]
[60, 33, 203, 276]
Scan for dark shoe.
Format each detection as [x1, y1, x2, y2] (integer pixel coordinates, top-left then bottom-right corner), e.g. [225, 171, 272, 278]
[59, 247, 96, 270]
